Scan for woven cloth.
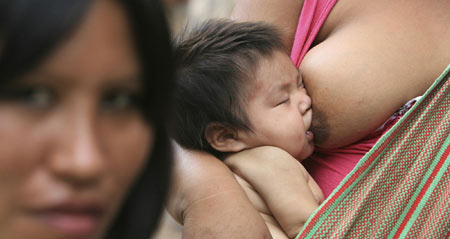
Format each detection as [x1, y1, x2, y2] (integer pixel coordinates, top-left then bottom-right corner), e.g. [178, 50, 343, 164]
[298, 64, 450, 238]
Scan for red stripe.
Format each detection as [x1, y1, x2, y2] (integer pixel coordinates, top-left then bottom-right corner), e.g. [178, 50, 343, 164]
[446, 227, 450, 238]
[299, 73, 449, 238]
[299, 115, 412, 237]
[393, 143, 450, 238]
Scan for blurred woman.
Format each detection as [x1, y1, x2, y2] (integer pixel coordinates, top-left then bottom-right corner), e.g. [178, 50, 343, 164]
[0, 0, 173, 238]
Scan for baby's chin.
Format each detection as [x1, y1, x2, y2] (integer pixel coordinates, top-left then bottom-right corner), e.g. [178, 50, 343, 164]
[296, 137, 315, 161]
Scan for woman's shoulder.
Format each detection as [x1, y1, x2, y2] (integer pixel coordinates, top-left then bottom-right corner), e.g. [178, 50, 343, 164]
[232, 0, 305, 51]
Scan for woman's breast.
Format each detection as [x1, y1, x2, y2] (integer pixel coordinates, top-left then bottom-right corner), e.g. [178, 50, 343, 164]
[299, 9, 449, 148]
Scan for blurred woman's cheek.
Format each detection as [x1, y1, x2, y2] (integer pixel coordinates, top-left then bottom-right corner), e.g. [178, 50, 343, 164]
[0, 91, 153, 238]
[0, 0, 154, 237]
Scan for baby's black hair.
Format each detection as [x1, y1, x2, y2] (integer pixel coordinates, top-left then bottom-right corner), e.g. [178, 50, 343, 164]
[172, 19, 285, 157]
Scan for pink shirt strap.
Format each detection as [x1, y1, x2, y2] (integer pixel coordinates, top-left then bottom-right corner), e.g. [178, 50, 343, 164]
[290, 0, 339, 67]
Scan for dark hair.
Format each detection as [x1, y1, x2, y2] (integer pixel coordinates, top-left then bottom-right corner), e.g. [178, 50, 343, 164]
[171, 19, 285, 157]
[0, 0, 173, 238]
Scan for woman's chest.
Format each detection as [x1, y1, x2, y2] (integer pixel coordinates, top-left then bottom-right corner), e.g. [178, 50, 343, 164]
[298, 4, 450, 147]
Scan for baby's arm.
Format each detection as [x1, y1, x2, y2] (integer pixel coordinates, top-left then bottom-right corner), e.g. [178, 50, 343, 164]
[167, 142, 272, 239]
[225, 146, 324, 238]
[232, 172, 291, 239]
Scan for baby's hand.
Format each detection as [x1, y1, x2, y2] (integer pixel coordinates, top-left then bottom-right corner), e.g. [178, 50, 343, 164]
[224, 146, 323, 203]
[224, 146, 324, 238]
[225, 146, 298, 183]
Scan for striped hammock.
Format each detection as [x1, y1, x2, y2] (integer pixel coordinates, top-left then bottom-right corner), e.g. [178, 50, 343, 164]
[298, 64, 450, 238]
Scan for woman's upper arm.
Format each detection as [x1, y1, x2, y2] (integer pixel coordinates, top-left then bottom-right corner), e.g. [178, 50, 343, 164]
[167, 143, 271, 239]
[231, 0, 304, 51]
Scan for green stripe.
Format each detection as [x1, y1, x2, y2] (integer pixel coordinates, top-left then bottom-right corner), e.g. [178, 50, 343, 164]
[388, 64, 450, 237]
[300, 108, 406, 237]
[299, 64, 450, 238]
[301, 154, 382, 238]
[395, 134, 450, 238]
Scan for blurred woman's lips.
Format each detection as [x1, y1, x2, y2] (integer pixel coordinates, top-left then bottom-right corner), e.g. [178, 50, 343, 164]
[30, 200, 104, 236]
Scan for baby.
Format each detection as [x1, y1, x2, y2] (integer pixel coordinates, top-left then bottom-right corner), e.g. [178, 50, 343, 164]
[171, 19, 323, 238]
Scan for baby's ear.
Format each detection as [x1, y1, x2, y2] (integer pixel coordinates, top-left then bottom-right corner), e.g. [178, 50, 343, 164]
[205, 123, 249, 153]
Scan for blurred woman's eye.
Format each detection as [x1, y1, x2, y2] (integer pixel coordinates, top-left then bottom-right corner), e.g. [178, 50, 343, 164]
[0, 86, 55, 109]
[101, 91, 142, 112]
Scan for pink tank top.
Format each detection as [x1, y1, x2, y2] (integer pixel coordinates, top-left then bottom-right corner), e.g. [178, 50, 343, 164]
[303, 113, 410, 197]
[290, 0, 339, 66]
[290, 0, 417, 197]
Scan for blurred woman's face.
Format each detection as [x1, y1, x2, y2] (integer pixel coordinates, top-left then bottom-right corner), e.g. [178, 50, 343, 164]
[0, 0, 152, 238]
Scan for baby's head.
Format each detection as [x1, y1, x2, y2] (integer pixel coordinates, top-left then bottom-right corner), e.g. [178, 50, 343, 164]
[172, 19, 314, 160]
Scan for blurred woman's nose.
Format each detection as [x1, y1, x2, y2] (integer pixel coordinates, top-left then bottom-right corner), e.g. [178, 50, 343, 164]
[48, 106, 104, 186]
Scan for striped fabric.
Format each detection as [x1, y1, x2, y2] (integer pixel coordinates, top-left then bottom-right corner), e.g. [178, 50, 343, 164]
[298, 64, 450, 239]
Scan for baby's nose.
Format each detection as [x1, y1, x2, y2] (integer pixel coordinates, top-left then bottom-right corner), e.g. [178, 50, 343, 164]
[299, 93, 311, 114]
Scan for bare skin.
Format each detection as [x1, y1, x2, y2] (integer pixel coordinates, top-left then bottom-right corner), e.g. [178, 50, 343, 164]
[231, 0, 303, 52]
[167, 143, 272, 239]
[298, 0, 450, 148]
[169, 0, 450, 238]
[225, 146, 323, 238]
